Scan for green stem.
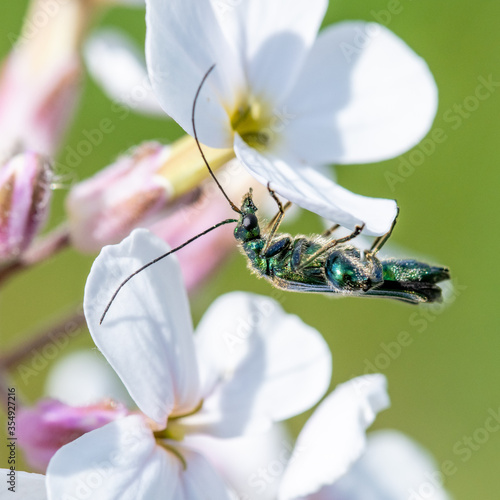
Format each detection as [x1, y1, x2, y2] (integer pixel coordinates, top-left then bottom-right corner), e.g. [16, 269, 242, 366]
[0, 306, 86, 371]
[157, 442, 187, 470]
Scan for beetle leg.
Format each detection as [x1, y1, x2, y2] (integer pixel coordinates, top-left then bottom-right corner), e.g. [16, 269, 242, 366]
[297, 224, 365, 270]
[262, 183, 292, 254]
[365, 207, 399, 258]
[322, 224, 340, 238]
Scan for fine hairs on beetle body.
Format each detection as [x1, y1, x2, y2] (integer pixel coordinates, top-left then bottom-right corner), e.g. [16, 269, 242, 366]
[99, 65, 450, 324]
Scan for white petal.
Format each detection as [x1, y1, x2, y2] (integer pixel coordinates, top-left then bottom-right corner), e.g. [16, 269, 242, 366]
[182, 292, 331, 437]
[234, 135, 397, 235]
[46, 415, 182, 500]
[213, 0, 327, 103]
[174, 445, 235, 500]
[0, 471, 46, 499]
[84, 229, 201, 427]
[282, 22, 438, 165]
[84, 29, 166, 117]
[145, 0, 244, 147]
[320, 430, 452, 500]
[185, 424, 290, 500]
[45, 350, 134, 407]
[279, 374, 390, 500]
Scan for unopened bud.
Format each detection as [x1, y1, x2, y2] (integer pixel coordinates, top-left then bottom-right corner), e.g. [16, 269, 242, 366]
[66, 142, 171, 252]
[0, 0, 87, 163]
[149, 160, 262, 291]
[0, 152, 52, 259]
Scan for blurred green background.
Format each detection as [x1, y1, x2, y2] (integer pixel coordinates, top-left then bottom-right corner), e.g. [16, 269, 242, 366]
[1, 0, 499, 498]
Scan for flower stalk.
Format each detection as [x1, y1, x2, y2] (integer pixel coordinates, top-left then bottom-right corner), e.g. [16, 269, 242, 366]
[0, 224, 70, 286]
[0, 307, 85, 371]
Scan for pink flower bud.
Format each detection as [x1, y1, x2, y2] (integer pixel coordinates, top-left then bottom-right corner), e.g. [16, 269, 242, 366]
[149, 190, 236, 292]
[0, 152, 52, 258]
[150, 160, 265, 292]
[66, 142, 171, 252]
[0, 53, 81, 164]
[17, 399, 129, 472]
[0, 0, 87, 163]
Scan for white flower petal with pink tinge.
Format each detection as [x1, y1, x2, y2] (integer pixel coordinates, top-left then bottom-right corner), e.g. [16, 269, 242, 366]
[180, 292, 331, 437]
[279, 374, 390, 500]
[84, 229, 201, 427]
[47, 416, 173, 499]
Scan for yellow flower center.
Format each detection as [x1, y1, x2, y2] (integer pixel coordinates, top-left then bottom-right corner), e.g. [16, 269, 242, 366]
[230, 96, 274, 151]
[152, 399, 204, 469]
[154, 96, 276, 206]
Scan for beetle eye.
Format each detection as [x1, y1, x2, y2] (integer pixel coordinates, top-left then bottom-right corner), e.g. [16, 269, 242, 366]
[242, 213, 258, 230]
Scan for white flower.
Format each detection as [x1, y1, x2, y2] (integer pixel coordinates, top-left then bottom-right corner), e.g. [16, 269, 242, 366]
[189, 375, 451, 500]
[145, 0, 437, 236]
[83, 29, 166, 117]
[43, 229, 331, 499]
[322, 430, 452, 500]
[5, 376, 451, 500]
[44, 350, 133, 407]
[279, 374, 390, 499]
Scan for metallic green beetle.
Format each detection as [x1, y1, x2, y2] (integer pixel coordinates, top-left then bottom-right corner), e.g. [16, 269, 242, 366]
[233, 187, 449, 304]
[100, 66, 450, 324]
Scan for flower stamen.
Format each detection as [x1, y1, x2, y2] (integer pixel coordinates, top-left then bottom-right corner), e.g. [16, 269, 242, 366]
[156, 441, 188, 470]
[170, 399, 204, 420]
[230, 97, 272, 151]
[153, 399, 204, 442]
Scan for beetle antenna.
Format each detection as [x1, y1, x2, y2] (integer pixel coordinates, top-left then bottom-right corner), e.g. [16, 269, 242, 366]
[99, 218, 237, 324]
[99, 68, 244, 325]
[192, 64, 242, 214]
